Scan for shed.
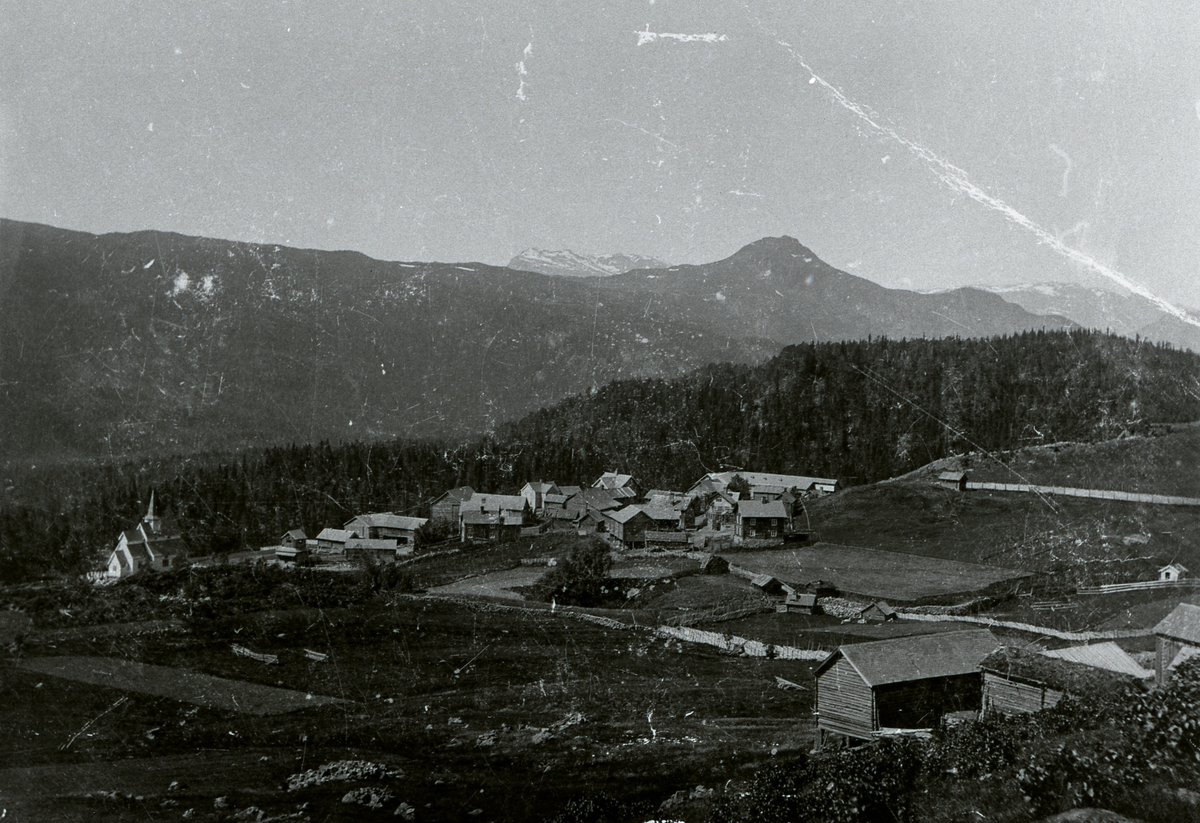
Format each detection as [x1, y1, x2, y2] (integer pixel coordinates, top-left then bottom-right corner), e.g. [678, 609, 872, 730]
[1159, 563, 1190, 582]
[980, 644, 1147, 717]
[345, 537, 404, 562]
[779, 592, 819, 614]
[1153, 602, 1200, 686]
[344, 513, 428, 546]
[315, 528, 354, 553]
[935, 471, 968, 491]
[280, 528, 307, 549]
[697, 553, 729, 575]
[859, 601, 897, 623]
[603, 506, 654, 549]
[275, 544, 312, 565]
[814, 629, 999, 748]
[750, 573, 785, 596]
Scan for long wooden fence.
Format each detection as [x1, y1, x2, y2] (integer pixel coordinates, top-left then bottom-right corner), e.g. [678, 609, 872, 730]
[966, 482, 1200, 507]
[1076, 579, 1200, 595]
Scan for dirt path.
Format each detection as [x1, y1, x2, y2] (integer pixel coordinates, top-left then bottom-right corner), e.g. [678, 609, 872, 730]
[18, 656, 347, 715]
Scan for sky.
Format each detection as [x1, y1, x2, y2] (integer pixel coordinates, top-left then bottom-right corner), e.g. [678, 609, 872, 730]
[3, 1, 1199, 305]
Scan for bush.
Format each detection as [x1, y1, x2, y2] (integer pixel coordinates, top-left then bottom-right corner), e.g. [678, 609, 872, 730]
[547, 792, 634, 823]
[530, 538, 615, 606]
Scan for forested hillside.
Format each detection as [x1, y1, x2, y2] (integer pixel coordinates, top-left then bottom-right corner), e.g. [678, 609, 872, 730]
[2, 330, 1197, 582]
[0, 220, 1067, 463]
[500, 329, 1200, 488]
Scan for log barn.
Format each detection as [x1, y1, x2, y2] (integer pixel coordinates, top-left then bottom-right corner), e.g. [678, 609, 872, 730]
[1153, 602, 1200, 686]
[814, 629, 998, 749]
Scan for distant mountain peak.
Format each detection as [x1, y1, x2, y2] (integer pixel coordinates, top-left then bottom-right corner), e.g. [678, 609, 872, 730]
[508, 248, 667, 278]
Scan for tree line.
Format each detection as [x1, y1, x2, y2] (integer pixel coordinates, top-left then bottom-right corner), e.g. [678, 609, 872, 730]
[3, 330, 1198, 582]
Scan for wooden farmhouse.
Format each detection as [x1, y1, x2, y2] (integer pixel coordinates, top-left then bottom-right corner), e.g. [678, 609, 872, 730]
[521, 481, 560, 513]
[980, 643, 1150, 716]
[735, 499, 790, 542]
[344, 513, 428, 548]
[575, 488, 620, 514]
[593, 471, 640, 501]
[814, 629, 999, 749]
[1153, 602, 1200, 686]
[430, 486, 475, 524]
[104, 494, 188, 579]
[460, 510, 523, 543]
[704, 490, 739, 531]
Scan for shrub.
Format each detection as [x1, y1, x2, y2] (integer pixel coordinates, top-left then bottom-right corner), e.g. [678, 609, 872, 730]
[530, 538, 615, 606]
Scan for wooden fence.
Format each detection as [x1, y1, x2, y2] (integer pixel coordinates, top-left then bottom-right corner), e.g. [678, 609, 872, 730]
[966, 482, 1200, 507]
[1076, 579, 1200, 595]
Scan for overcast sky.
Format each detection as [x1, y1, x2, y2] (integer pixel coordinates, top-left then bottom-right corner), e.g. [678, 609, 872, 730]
[3, 1, 1199, 305]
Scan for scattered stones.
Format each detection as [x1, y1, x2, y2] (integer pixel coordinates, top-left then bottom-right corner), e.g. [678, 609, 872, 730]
[394, 801, 416, 820]
[342, 787, 394, 809]
[287, 760, 401, 791]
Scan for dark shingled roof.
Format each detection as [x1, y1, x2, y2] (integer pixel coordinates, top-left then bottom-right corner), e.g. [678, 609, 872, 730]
[817, 629, 999, 688]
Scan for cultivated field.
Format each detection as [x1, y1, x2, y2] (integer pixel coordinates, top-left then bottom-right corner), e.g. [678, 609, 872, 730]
[730, 542, 1030, 602]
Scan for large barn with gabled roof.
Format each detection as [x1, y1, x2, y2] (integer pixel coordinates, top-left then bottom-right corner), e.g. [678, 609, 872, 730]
[814, 629, 999, 748]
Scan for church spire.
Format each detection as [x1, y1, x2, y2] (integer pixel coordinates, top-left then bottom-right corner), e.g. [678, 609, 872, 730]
[144, 491, 162, 534]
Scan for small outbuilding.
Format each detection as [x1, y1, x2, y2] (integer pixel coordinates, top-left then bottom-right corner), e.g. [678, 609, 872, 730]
[814, 629, 999, 749]
[750, 573, 785, 596]
[603, 506, 655, 549]
[696, 553, 730, 575]
[935, 471, 968, 491]
[315, 528, 354, 553]
[779, 592, 819, 614]
[280, 529, 307, 549]
[345, 537, 405, 562]
[1159, 563, 1190, 583]
[859, 601, 897, 623]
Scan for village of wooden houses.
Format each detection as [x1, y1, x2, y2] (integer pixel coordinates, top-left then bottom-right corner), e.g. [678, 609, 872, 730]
[92, 461, 1200, 756]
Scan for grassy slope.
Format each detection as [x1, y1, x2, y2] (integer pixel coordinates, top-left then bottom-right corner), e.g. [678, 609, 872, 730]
[1, 594, 816, 822]
[806, 426, 1200, 571]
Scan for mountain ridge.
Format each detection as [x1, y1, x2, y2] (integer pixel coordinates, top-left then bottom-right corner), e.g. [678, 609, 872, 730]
[0, 219, 1071, 463]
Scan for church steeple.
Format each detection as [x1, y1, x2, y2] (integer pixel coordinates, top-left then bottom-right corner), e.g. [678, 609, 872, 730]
[144, 491, 162, 535]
